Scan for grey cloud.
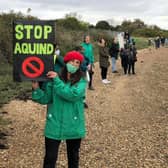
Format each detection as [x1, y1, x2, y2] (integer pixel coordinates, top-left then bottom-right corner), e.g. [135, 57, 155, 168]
[0, 0, 168, 29]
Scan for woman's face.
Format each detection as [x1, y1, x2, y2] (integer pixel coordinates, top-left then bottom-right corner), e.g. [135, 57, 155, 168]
[101, 39, 105, 44]
[85, 36, 90, 43]
[114, 38, 118, 43]
[68, 59, 81, 68]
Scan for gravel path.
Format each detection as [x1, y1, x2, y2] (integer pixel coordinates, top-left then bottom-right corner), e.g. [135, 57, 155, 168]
[0, 47, 168, 168]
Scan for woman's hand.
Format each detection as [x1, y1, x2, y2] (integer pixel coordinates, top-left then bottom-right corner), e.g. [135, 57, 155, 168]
[47, 71, 58, 78]
[87, 64, 91, 70]
[32, 81, 39, 90]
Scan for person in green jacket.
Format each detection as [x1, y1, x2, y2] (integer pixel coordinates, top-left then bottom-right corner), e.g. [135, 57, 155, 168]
[32, 51, 87, 168]
[81, 35, 95, 90]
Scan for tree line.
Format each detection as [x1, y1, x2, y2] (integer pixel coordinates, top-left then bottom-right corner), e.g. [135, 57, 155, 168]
[0, 11, 168, 64]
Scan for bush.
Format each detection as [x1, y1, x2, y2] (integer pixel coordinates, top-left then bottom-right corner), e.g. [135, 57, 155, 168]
[0, 63, 31, 107]
[0, 11, 37, 63]
[56, 17, 88, 31]
[133, 37, 148, 49]
[95, 20, 111, 30]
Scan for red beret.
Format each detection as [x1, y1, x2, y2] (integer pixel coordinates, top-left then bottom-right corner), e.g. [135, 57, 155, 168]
[64, 51, 84, 63]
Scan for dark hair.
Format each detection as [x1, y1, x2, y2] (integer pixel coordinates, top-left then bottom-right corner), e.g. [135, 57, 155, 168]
[98, 37, 107, 46]
[83, 35, 90, 42]
[98, 37, 103, 43]
[59, 66, 85, 86]
[53, 43, 59, 50]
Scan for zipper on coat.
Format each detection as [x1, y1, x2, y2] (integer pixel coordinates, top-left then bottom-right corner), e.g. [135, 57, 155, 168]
[59, 102, 64, 138]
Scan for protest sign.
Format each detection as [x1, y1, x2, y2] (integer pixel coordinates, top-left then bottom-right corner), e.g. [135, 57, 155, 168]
[13, 20, 55, 81]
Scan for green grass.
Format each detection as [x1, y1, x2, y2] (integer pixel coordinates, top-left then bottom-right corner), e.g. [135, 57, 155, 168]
[134, 37, 148, 49]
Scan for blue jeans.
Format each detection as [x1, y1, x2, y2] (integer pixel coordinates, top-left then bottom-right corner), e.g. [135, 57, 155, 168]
[111, 57, 117, 72]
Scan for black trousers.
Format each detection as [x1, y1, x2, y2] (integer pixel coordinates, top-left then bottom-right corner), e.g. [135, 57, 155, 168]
[88, 65, 94, 88]
[128, 62, 135, 74]
[123, 64, 128, 74]
[43, 137, 81, 168]
[100, 66, 108, 80]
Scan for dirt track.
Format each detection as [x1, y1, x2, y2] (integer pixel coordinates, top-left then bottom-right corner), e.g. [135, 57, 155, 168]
[0, 47, 168, 168]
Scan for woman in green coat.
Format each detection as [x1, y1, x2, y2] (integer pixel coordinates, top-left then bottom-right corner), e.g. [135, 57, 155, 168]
[32, 51, 87, 168]
[81, 35, 95, 90]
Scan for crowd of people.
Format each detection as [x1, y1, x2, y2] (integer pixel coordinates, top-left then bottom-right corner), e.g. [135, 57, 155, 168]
[98, 31, 138, 80]
[148, 36, 168, 49]
[32, 32, 165, 167]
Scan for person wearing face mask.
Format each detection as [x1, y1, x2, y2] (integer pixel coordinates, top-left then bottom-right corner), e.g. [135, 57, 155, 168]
[32, 51, 87, 168]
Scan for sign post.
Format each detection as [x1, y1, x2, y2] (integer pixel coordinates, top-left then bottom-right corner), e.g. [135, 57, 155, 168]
[13, 20, 55, 81]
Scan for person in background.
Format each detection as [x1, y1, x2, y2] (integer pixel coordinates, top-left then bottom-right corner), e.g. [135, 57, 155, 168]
[32, 51, 87, 168]
[81, 35, 95, 90]
[124, 30, 130, 41]
[109, 38, 120, 73]
[98, 37, 111, 84]
[54, 43, 61, 56]
[148, 38, 153, 51]
[160, 36, 165, 47]
[75, 45, 89, 108]
[165, 38, 168, 47]
[124, 30, 131, 45]
[120, 46, 129, 75]
[154, 36, 160, 49]
[128, 44, 137, 75]
[74, 46, 90, 75]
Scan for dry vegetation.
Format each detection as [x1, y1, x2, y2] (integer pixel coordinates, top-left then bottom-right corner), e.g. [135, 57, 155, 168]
[0, 47, 168, 168]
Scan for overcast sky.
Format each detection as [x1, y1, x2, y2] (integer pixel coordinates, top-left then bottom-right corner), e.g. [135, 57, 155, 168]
[0, 0, 168, 30]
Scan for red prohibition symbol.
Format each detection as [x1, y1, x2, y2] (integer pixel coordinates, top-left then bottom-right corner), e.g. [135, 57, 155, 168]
[22, 56, 44, 78]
